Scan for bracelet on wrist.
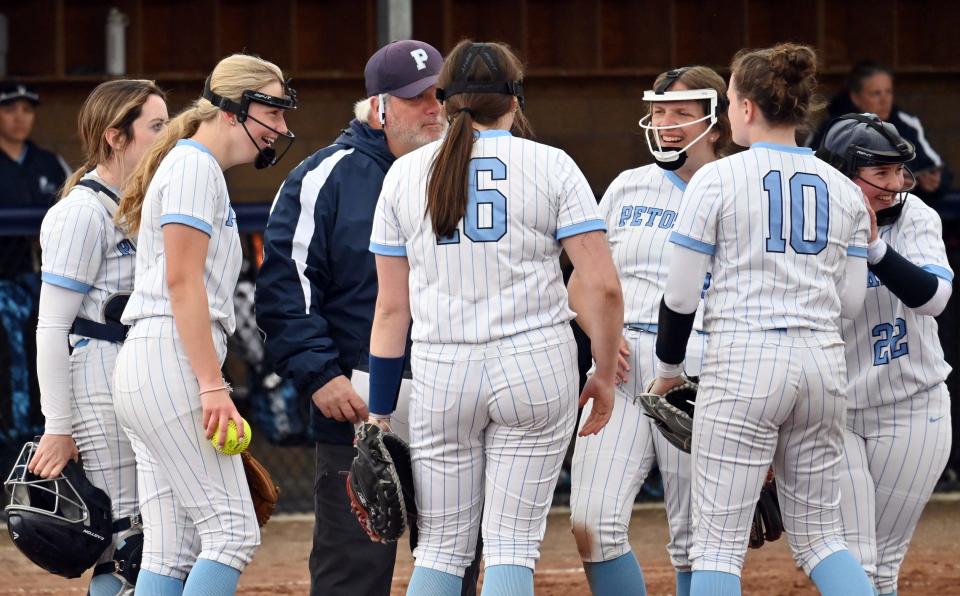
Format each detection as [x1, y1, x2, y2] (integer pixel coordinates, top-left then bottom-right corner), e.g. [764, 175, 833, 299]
[199, 381, 233, 396]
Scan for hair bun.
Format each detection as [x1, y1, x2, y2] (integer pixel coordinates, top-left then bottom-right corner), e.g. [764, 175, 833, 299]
[769, 43, 817, 85]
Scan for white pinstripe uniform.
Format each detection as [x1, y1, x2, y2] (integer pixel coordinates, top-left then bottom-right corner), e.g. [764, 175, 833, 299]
[837, 196, 953, 593]
[569, 164, 706, 568]
[38, 171, 137, 567]
[669, 143, 870, 576]
[370, 130, 605, 576]
[113, 140, 258, 579]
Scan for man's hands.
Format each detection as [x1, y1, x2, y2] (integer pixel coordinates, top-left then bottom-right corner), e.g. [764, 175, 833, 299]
[313, 375, 369, 423]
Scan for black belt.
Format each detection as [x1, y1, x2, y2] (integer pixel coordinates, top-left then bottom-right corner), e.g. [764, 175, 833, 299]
[71, 317, 128, 344]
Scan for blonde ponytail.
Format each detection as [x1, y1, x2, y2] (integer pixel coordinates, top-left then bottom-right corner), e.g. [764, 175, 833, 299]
[116, 106, 209, 234]
[115, 53, 284, 235]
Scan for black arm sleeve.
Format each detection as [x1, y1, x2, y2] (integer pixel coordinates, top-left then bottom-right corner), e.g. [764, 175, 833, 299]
[868, 244, 939, 308]
[656, 297, 696, 365]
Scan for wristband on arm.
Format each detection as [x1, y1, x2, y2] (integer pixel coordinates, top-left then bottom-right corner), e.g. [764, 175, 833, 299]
[868, 242, 939, 308]
[368, 354, 405, 416]
[656, 297, 696, 366]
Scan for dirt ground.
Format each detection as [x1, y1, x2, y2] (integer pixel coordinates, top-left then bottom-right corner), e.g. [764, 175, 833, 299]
[2, 497, 959, 595]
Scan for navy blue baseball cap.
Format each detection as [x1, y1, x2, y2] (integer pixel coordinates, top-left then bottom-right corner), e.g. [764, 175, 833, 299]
[364, 40, 442, 98]
[0, 82, 40, 106]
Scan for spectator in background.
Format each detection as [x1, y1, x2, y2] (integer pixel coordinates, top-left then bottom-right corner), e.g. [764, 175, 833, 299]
[0, 81, 69, 447]
[807, 61, 953, 203]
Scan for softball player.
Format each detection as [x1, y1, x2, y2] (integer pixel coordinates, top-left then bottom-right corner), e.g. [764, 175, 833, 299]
[568, 65, 731, 596]
[649, 44, 876, 596]
[366, 40, 623, 596]
[112, 54, 295, 595]
[28, 79, 167, 595]
[818, 114, 953, 596]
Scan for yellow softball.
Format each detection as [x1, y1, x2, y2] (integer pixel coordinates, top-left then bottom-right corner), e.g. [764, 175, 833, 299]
[210, 418, 252, 455]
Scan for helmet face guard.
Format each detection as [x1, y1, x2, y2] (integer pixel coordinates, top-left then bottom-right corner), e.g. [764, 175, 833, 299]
[202, 77, 298, 169]
[816, 112, 917, 225]
[4, 441, 113, 578]
[639, 72, 723, 171]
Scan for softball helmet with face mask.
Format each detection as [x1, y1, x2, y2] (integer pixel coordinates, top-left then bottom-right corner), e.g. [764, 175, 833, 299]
[4, 441, 113, 578]
[638, 68, 726, 171]
[816, 112, 916, 225]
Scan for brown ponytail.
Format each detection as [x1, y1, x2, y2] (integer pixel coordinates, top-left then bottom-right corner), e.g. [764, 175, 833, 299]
[427, 40, 532, 238]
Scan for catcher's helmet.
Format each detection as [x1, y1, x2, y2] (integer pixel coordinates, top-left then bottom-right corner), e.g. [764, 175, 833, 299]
[816, 112, 916, 224]
[3, 441, 113, 578]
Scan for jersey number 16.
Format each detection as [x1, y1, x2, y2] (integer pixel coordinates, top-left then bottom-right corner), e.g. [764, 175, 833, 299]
[438, 157, 508, 245]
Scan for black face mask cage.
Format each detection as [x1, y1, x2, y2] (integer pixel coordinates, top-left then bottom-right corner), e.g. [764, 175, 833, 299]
[816, 112, 917, 226]
[202, 77, 298, 169]
[435, 44, 525, 111]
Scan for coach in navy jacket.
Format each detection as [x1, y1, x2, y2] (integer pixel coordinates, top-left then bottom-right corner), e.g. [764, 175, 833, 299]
[257, 40, 487, 596]
[256, 117, 393, 445]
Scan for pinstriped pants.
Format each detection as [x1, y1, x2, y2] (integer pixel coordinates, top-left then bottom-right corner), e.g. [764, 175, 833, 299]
[570, 329, 705, 569]
[113, 318, 259, 578]
[409, 324, 578, 576]
[69, 338, 138, 569]
[690, 329, 850, 577]
[839, 383, 952, 593]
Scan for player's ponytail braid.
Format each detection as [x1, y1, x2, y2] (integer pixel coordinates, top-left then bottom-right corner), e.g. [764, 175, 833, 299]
[427, 40, 532, 238]
[730, 42, 824, 127]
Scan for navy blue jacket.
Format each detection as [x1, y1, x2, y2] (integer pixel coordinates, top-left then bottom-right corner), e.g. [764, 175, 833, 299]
[1, 141, 68, 278]
[256, 120, 395, 445]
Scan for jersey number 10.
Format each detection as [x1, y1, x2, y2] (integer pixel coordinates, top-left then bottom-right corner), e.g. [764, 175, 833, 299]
[438, 157, 508, 245]
[763, 170, 829, 255]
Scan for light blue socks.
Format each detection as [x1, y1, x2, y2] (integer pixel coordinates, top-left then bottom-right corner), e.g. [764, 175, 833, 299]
[583, 552, 647, 595]
[182, 559, 240, 596]
[407, 567, 463, 596]
[809, 551, 875, 596]
[134, 570, 183, 596]
[88, 573, 124, 596]
[481, 564, 533, 596]
[691, 570, 741, 595]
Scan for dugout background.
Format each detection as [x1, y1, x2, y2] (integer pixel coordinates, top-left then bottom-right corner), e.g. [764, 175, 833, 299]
[1, 0, 959, 512]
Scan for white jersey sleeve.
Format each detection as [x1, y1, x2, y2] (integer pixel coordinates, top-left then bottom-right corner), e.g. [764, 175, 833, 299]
[842, 198, 953, 407]
[897, 198, 952, 280]
[40, 200, 106, 293]
[554, 151, 606, 238]
[370, 166, 408, 256]
[669, 164, 724, 256]
[157, 149, 222, 236]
